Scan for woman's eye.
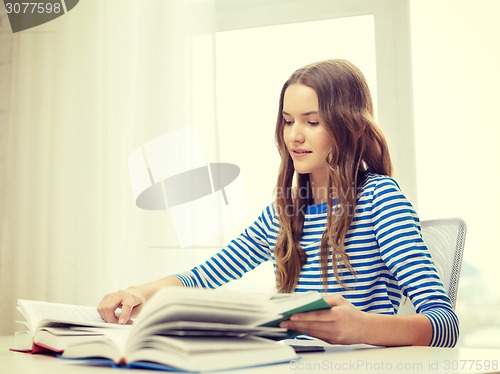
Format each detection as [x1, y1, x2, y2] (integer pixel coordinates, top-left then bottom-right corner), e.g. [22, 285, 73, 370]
[308, 121, 320, 126]
[283, 120, 294, 126]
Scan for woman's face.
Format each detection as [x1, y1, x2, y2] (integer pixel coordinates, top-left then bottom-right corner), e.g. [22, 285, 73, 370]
[282, 84, 333, 183]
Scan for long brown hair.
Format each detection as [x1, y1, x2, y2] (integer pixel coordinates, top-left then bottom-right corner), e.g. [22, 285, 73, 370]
[274, 59, 392, 293]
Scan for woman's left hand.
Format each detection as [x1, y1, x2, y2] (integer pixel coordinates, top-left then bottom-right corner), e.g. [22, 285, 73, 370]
[280, 294, 367, 345]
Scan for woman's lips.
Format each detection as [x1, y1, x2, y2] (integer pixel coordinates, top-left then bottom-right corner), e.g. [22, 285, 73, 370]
[291, 149, 312, 158]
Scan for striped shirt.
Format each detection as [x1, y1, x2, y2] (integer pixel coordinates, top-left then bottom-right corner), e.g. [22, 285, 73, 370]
[174, 173, 459, 347]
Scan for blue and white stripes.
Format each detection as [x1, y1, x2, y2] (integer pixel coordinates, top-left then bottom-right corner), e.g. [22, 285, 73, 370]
[173, 174, 459, 347]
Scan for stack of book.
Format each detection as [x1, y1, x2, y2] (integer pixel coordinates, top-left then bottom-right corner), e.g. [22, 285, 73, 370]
[11, 287, 330, 372]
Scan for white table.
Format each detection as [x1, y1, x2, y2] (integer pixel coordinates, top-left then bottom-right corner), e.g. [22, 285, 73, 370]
[1, 335, 499, 373]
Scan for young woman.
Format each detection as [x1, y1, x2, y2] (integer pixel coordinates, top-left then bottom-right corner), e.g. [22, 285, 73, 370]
[98, 59, 458, 347]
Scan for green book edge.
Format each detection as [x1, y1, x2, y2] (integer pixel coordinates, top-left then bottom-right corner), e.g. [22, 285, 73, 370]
[260, 298, 331, 328]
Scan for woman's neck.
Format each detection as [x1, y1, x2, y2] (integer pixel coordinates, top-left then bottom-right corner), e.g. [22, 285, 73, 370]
[310, 171, 330, 205]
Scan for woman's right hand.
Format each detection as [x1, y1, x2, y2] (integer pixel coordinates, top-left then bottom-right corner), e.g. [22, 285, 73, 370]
[97, 286, 146, 324]
[97, 276, 183, 324]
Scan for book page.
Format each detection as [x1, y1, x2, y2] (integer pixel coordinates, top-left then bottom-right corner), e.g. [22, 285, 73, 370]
[134, 303, 278, 331]
[142, 287, 273, 316]
[18, 299, 106, 331]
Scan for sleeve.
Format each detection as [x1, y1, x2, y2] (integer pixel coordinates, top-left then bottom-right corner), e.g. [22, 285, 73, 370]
[370, 177, 459, 347]
[172, 204, 276, 289]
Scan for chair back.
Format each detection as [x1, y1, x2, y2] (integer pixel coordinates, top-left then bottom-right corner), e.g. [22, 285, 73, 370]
[398, 218, 467, 314]
[420, 218, 467, 308]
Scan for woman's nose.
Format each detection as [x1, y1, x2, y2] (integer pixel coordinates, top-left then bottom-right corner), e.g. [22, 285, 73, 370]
[290, 123, 305, 143]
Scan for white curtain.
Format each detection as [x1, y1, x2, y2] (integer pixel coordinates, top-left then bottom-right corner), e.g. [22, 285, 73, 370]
[0, 0, 217, 335]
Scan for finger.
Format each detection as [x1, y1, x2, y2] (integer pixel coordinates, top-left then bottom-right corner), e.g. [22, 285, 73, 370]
[97, 306, 118, 324]
[281, 321, 337, 342]
[129, 304, 143, 319]
[290, 308, 334, 321]
[96, 299, 110, 322]
[97, 295, 121, 324]
[103, 303, 120, 324]
[118, 303, 134, 324]
[281, 320, 329, 332]
[323, 294, 346, 307]
[96, 302, 106, 321]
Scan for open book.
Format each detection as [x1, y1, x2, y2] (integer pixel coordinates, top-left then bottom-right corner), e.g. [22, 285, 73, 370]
[11, 299, 127, 354]
[13, 287, 331, 371]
